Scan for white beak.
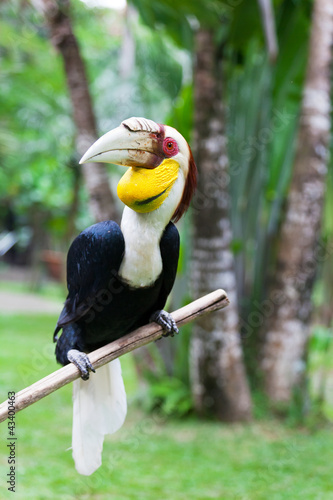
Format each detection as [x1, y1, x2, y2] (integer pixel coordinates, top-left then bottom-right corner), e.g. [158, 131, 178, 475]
[79, 124, 161, 169]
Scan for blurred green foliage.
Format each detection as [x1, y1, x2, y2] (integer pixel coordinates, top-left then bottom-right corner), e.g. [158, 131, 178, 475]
[0, 0, 188, 242]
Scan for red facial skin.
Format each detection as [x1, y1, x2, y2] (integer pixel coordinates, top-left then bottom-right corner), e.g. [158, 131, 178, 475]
[163, 137, 179, 157]
[158, 126, 197, 222]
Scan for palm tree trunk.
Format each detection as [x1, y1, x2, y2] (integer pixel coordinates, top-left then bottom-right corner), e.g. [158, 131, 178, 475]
[190, 29, 252, 422]
[257, 0, 278, 63]
[40, 0, 118, 223]
[261, 0, 333, 403]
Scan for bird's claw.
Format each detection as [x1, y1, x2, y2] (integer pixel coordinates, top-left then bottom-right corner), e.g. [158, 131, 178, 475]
[150, 310, 179, 337]
[67, 349, 95, 380]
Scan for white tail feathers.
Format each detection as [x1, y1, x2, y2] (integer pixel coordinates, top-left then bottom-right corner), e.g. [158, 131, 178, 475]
[71, 359, 127, 475]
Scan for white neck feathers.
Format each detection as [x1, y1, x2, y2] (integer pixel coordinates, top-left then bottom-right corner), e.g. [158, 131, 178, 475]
[118, 172, 184, 287]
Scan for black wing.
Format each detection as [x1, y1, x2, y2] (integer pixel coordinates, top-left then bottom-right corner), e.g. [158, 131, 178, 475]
[155, 221, 180, 310]
[55, 221, 125, 334]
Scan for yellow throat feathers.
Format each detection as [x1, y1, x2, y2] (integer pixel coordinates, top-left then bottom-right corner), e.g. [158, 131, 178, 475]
[117, 158, 179, 213]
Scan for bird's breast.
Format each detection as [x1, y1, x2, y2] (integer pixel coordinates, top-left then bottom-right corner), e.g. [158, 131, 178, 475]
[118, 243, 163, 288]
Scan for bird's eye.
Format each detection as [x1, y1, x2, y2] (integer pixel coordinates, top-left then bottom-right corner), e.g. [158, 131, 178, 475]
[163, 137, 179, 157]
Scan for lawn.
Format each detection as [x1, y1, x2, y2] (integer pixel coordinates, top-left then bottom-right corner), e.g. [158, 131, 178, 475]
[1, 313, 333, 500]
[0, 274, 66, 300]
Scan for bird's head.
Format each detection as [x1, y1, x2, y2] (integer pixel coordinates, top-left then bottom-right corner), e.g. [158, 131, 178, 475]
[80, 117, 197, 222]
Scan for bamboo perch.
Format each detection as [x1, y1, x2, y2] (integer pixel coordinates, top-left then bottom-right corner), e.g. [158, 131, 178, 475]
[0, 289, 229, 423]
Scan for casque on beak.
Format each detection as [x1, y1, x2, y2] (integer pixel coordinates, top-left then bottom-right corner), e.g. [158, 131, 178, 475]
[79, 124, 162, 169]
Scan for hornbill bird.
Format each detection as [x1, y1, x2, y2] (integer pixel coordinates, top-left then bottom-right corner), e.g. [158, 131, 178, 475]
[54, 117, 197, 475]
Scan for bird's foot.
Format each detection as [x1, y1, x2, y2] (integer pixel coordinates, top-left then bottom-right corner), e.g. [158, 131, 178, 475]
[150, 310, 179, 337]
[67, 349, 95, 380]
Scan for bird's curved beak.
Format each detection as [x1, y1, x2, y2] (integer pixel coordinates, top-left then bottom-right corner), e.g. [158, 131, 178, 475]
[79, 124, 162, 169]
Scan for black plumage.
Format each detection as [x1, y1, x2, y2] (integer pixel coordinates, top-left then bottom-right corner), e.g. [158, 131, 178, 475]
[54, 220, 179, 366]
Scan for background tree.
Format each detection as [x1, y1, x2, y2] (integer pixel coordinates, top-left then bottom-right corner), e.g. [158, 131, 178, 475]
[39, 0, 118, 223]
[260, 0, 333, 405]
[190, 28, 252, 421]
[226, 0, 312, 389]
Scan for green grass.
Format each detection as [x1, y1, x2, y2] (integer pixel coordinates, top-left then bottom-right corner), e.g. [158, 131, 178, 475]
[0, 278, 66, 301]
[1, 313, 333, 500]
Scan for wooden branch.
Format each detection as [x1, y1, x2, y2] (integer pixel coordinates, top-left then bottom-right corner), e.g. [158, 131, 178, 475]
[0, 289, 229, 423]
